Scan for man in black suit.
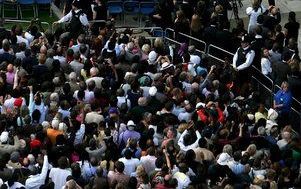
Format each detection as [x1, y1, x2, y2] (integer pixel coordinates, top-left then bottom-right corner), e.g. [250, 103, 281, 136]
[180, 0, 193, 21]
[216, 21, 235, 52]
[282, 38, 299, 61]
[203, 17, 218, 45]
[32, 53, 50, 85]
[263, 6, 281, 31]
[251, 26, 265, 68]
[272, 53, 291, 86]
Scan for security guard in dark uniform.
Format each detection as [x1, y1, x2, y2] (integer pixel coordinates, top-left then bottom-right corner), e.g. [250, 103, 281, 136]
[232, 34, 255, 88]
[54, 0, 89, 39]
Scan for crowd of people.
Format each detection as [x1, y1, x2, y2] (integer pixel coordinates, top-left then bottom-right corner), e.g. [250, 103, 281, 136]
[0, 0, 300, 188]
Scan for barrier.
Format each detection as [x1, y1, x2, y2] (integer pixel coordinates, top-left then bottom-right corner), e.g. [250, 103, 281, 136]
[115, 27, 164, 44]
[164, 28, 206, 55]
[251, 65, 274, 107]
[207, 44, 234, 64]
[88, 20, 106, 24]
[4, 19, 51, 31]
[251, 75, 274, 110]
[52, 20, 107, 35]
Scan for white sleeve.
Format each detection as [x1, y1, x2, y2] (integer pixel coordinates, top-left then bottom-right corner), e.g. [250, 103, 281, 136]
[237, 50, 255, 70]
[185, 130, 201, 150]
[232, 49, 238, 68]
[29, 92, 34, 114]
[58, 11, 72, 23]
[261, 58, 268, 75]
[40, 155, 49, 184]
[49, 168, 54, 179]
[80, 14, 89, 26]
[177, 129, 188, 149]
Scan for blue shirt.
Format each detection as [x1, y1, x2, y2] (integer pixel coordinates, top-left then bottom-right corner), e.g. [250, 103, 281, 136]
[274, 90, 293, 114]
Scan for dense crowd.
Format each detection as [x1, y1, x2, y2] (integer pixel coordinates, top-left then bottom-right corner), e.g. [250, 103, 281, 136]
[0, 0, 300, 188]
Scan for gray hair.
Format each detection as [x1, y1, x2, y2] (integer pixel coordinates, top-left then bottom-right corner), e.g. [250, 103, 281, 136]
[223, 144, 233, 156]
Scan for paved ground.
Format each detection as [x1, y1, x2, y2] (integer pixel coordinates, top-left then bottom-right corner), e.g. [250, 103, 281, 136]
[234, 0, 301, 52]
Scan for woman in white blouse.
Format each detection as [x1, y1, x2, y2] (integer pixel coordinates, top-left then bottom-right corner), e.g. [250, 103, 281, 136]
[246, 0, 266, 35]
[261, 48, 272, 76]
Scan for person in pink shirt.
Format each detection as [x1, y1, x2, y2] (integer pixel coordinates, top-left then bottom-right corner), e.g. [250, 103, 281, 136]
[6, 64, 15, 86]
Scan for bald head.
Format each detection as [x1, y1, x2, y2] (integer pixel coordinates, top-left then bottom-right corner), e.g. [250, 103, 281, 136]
[39, 53, 47, 64]
[40, 45, 47, 54]
[90, 67, 99, 77]
[69, 72, 77, 81]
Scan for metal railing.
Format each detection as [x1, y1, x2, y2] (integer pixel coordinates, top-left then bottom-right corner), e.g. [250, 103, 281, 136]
[207, 44, 234, 64]
[52, 19, 107, 34]
[164, 28, 207, 55]
[4, 19, 51, 30]
[251, 65, 274, 107]
[89, 20, 106, 24]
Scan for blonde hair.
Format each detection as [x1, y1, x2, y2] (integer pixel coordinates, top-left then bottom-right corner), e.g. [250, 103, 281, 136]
[141, 44, 150, 54]
[247, 144, 257, 155]
[252, 0, 260, 9]
[281, 81, 289, 90]
[223, 144, 233, 156]
[190, 14, 201, 33]
[136, 165, 146, 177]
[154, 37, 164, 49]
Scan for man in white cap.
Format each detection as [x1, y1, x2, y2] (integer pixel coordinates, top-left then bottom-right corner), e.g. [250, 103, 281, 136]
[118, 120, 141, 148]
[148, 51, 157, 65]
[0, 131, 21, 156]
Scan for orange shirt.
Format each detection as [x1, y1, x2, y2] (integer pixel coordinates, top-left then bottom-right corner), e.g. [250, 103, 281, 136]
[47, 128, 63, 145]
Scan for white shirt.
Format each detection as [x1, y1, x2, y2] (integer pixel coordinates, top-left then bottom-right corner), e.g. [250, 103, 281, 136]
[182, 81, 192, 94]
[49, 168, 71, 189]
[29, 92, 48, 124]
[4, 182, 25, 189]
[73, 90, 94, 103]
[261, 57, 272, 75]
[141, 86, 151, 97]
[85, 76, 104, 89]
[16, 35, 29, 47]
[25, 155, 49, 189]
[74, 124, 85, 145]
[177, 129, 201, 152]
[53, 55, 67, 65]
[79, 161, 97, 182]
[178, 112, 192, 123]
[172, 172, 191, 189]
[118, 157, 140, 176]
[246, 5, 266, 33]
[117, 96, 131, 109]
[16, 51, 26, 61]
[172, 106, 185, 117]
[232, 47, 255, 71]
[24, 32, 35, 43]
[58, 9, 89, 26]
